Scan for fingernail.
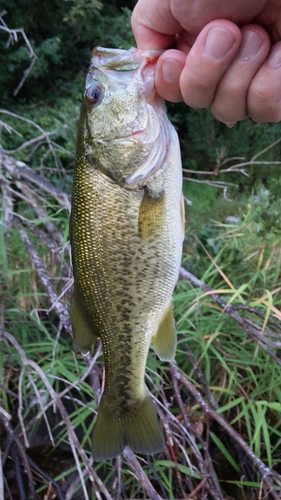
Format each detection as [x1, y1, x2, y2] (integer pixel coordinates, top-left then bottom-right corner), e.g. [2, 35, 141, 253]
[204, 27, 236, 60]
[268, 42, 281, 68]
[236, 30, 263, 60]
[162, 58, 183, 83]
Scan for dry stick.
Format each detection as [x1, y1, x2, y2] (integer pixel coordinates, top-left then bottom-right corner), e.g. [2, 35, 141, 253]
[180, 342, 219, 410]
[171, 369, 223, 500]
[179, 267, 281, 366]
[1, 329, 112, 500]
[123, 447, 163, 500]
[233, 304, 281, 332]
[0, 175, 14, 236]
[13, 218, 72, 334]
[0, 13, 38, 96]
[0, 400, 36, 499]
[154, 386, 222, 500]
[2, 153, 71, 211]
[27, 456, 65, 500]
[171, 365, 281, 499]
[179, 266, 281, 494]
[186, 477, 209, 500]
[14, 183, 64, 245]
[65, 466, 92, 500]
[9, 223, 110, 498]
[182, 160, 281, 176]
[183, 136, 281, 177]
[2, 131, 54, 155]
[0, 111, 61, 169]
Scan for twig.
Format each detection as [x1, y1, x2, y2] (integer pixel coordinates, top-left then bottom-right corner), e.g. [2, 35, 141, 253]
[27, 456, 65, 500]
[0, 13, 37, 95]
[3, 131, 54, 155]
[182, 136, 281, 180]
[172, 365, 281, 499]
[13, 218, 72, 334]
[150, 379, 223, 499]
[0, 399, 36, 499]
[123, 447, 163, 500]
[179, 266, 281, 365]
[170, 369, 223, 500]
[1, 328, 112, 500]
[0, 110, 62, 169]
[2, 153, 71, 211]
[180, 342, 219, 410]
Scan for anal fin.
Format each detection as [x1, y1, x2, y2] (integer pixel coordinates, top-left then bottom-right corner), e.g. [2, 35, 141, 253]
[70, 290, 99, 353]
[152, 301, 176, 361]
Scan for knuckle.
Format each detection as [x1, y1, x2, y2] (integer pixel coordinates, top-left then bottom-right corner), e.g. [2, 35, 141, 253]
[248, 81, 281, 122]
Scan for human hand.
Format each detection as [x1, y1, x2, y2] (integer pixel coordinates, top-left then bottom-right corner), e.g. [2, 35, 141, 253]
[131, 0, 281, 123]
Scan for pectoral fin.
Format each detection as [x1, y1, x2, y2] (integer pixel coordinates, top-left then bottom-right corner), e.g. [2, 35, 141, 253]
[70, 290, 99, 353]
[138, 187, 165, 239]
[152, 302, 176, 361]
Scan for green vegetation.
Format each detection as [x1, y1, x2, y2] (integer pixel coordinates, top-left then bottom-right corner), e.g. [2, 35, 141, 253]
[1, 2, 281, 499]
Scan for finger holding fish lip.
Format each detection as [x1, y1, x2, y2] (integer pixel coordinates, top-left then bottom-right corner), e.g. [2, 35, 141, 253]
[210, 25, 271, 123]
[246, 41, 281, 123]
[154, 20, 275, 125]
[155, 20, 242, 106]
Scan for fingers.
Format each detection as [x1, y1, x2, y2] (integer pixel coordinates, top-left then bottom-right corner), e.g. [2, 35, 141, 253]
[155, 19, 281, 124]
[155, 50, 188, 102]
[247, 42, 281, 122]
[155, 20, 242, 105]
[210, 25, 271, 123]
[180, 21, 242, 108]
[131, 0, 181, 50]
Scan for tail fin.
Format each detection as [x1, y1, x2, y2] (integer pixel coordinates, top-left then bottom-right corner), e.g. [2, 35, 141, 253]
[92, 393, 164, 461]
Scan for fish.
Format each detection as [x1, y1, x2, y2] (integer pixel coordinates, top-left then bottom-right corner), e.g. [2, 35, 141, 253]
[70, 46, 184, 461]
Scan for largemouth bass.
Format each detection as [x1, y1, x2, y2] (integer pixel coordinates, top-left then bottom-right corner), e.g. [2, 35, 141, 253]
[70, 47, 184, 461]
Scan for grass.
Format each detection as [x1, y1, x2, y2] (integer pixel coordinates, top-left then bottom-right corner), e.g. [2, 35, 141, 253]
[1, 120, 281, 499]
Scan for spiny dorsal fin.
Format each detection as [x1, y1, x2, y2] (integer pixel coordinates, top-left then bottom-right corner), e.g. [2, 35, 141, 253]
[152, 301, 176, 362]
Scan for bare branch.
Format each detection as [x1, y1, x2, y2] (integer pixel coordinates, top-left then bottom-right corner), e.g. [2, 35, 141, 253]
[13, 218, 72, 334]
[1, 328, 113, 500]
[182, 136, 281, 188]
[172, 365, 281, 499]
[123, 448, 163, 500]
[179, 266, 281, 365]
[0, 13, 37, 95]
[1, 153, 71, 211]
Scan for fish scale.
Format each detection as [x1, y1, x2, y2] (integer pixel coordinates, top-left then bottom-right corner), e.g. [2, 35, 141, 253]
[70, 47, 184, 460]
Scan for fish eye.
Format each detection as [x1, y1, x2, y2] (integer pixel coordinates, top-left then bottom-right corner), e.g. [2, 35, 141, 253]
[85, 85, 104, 106]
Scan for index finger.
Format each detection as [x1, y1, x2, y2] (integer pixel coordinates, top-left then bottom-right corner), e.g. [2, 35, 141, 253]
[131, 0, 182, 50]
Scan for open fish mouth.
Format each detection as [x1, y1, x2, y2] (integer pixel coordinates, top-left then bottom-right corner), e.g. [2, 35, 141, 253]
[89, 46, 164, 100]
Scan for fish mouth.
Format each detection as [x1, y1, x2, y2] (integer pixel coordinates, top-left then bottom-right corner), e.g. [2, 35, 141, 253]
[90, 47, 164, 102]
[92, 46, 163, 70]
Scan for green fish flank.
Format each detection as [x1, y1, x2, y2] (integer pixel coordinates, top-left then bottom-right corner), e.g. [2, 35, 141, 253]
[70, 47, 184, 461]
